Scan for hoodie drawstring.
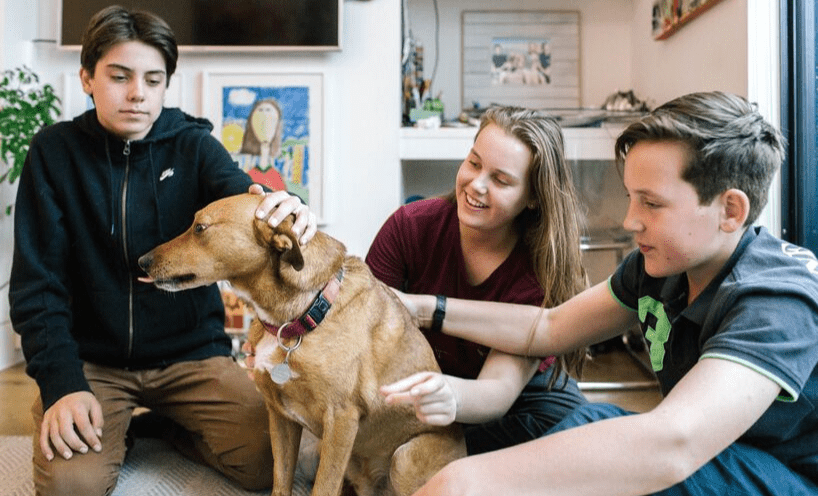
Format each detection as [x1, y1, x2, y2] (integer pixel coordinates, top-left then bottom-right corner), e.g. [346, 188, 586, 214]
[104, 136, 116, 238]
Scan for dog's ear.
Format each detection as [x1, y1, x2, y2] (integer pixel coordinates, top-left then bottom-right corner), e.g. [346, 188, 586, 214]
[276, 231, 305, 271]
[254, 217, 305, 271]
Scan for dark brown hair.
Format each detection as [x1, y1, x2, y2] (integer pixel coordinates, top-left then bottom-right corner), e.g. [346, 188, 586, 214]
[615, 91, 786, 226]
[80, 5, 178, 85]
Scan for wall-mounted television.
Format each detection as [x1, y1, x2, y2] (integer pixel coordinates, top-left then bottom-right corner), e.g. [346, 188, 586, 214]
[59, 0, 342, 51]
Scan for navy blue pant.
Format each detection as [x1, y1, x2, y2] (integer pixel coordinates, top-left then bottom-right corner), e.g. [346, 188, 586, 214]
[464, 367, 587, 455]
[547, 403, 818, 495]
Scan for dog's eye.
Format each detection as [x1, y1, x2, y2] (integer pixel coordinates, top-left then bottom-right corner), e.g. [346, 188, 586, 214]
[194, 223, 208, 234]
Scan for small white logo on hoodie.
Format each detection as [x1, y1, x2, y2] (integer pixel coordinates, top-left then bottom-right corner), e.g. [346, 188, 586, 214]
[159, 168, 175, 182]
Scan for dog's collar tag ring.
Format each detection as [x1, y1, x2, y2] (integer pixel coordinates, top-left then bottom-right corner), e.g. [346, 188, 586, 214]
[269, 324, 302, 385]
[261, 268, 343, 385]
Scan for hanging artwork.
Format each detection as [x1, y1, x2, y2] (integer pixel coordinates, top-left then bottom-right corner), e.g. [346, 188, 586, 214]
[653, 0, 727, 40]
[462, 10, 580, 110]
[203, 72, 324, 221]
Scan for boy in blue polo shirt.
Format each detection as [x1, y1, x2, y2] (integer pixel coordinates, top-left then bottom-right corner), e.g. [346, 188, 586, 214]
[382, 91, 818, 495]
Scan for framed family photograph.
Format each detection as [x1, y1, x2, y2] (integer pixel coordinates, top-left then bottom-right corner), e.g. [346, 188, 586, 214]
[461, 10, 581, 110]
[202, 72, 324, 221]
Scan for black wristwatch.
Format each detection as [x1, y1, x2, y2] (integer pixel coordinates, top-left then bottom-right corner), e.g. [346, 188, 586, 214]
[430, 294, 446, 333]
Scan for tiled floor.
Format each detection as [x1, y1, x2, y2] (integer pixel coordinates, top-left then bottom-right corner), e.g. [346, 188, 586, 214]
[0, 345, 661, 437]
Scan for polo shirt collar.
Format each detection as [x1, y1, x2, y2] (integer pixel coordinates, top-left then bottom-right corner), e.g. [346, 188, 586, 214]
[678, 227, 759, 326]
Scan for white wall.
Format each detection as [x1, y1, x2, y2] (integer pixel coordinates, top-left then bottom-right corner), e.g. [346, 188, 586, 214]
[404, 0, 635, 116]
[0, 0, 402, 370]
[0, 1, 3, 69]
[0, 182, 21, 370]
[630, 0, 748, 106]
[746, 0, 781, 235]
[405, 0, 752, 118]
[0, 0, 41, 370]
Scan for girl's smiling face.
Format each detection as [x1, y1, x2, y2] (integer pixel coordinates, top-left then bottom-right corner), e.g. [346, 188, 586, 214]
[456, 123, 534, 236]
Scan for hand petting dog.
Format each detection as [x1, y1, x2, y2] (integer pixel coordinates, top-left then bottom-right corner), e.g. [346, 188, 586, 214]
[248, 184, 317, 245]
[381, 372, 459, 427]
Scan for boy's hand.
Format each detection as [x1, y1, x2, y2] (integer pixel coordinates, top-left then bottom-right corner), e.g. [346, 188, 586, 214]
[40, 391, 103, 461]
[248, 184, 317, 245]
[380, 372, 458, 426]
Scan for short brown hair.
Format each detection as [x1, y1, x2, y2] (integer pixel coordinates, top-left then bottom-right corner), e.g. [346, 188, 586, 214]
[615, 91, 786, 226]
[80, 5, 178, 85]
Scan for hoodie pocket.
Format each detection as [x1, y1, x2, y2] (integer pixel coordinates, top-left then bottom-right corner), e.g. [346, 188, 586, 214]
[131, 285, 226, 362]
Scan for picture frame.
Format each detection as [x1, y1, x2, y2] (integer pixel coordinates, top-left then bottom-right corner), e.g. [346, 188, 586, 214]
[202, 72, 324, 222]
[461, 10, 580, 110]
[653, 0, 727, 40]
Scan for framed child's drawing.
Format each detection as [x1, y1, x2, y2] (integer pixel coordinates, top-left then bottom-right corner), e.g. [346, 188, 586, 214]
[203, 72, 324, 221]
[462, 11, 580, 110]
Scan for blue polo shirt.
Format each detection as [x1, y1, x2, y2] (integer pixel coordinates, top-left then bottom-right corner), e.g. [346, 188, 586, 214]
[609, 226, 818, 483]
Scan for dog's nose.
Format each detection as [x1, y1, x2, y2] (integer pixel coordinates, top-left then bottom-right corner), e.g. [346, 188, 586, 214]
[137, 253, 153, 272]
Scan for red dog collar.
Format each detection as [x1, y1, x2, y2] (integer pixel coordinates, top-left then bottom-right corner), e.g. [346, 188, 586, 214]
[262, 268, 344, 340]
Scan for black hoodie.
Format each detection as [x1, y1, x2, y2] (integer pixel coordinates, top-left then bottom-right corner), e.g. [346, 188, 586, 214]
[9, 108, 254, 411]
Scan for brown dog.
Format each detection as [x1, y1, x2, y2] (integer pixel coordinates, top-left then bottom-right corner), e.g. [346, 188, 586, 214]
[138, 193, 466, 496]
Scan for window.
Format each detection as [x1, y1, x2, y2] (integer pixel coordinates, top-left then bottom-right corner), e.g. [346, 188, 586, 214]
[780, 1, 817, 252]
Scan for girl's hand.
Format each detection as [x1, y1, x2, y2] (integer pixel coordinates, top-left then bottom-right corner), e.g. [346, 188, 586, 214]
[248, 184, 317, 245]
[380, 372, 458, 426]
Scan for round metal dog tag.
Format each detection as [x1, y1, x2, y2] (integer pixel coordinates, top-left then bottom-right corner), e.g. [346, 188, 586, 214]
[269, 363, 292, 385]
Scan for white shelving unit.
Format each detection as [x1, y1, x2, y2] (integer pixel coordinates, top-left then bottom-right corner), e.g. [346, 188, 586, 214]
[399, 124, 626, 161]
[399, 122, 634, 287]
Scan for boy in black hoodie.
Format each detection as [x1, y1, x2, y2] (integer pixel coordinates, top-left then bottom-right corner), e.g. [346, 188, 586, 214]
[9, 6, 315, 495]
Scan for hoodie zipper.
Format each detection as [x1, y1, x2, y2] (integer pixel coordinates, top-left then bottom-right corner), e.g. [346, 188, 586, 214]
[121, 140, 134, 359]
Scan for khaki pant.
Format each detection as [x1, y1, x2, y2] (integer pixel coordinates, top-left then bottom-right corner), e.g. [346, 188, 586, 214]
[31, 356, 272, 496]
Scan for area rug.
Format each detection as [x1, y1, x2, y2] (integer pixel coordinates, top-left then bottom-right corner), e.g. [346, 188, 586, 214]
[0, 435, 312, 495]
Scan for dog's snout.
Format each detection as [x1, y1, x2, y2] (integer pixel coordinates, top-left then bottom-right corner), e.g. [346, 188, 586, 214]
[137, 252, 154, 272]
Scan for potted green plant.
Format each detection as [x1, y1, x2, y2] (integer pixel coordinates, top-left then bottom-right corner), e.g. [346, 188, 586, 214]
[0, 66, 61, 214]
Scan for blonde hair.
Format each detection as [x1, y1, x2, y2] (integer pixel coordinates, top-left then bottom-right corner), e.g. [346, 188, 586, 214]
[450, 106, 589, 383]
[81, 5, 178, 85]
